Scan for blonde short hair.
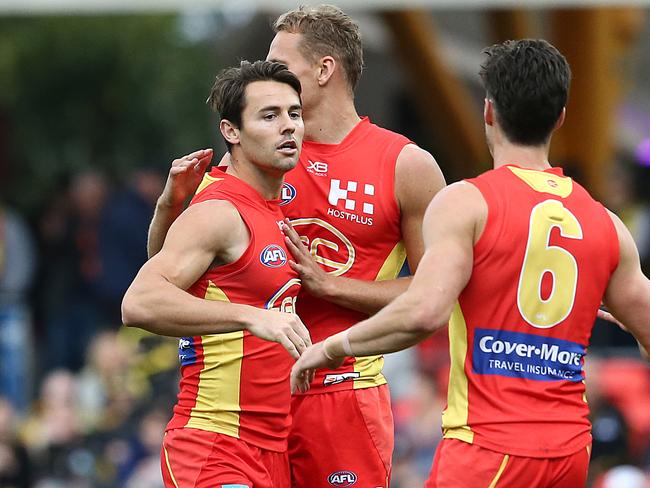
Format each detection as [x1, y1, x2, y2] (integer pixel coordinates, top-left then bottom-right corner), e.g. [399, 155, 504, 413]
[273, 5, 364, 91]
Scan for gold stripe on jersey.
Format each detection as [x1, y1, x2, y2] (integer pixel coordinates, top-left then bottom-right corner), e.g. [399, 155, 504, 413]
[508, 166, 573, 198]
[375, 241, 406, 281]
[349, 241, 406, 390]
[195, 174, 224, 196]
[353, 355, 387, 390]
[186, 281, 244, 436]
[442, 302, 474, 443]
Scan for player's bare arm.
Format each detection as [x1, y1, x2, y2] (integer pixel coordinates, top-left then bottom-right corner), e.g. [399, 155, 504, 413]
[284, 144, 446, 315]
[147, 149, 214, 258]
[602, 211, 650, 360]
[291, 182, 481, 392]
[124, 199, 311, 359]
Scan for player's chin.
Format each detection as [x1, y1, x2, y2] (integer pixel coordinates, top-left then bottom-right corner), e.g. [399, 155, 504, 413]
[274, 154, 299, 171]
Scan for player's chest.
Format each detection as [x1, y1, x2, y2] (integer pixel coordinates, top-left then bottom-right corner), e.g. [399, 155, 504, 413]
[280, 155, 396, 233]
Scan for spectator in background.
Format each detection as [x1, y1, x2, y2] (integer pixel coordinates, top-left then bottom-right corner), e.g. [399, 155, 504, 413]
[584, 357, 632, 484]
[38, 170, 108, 372]
[21, 369, 84, 484]
[0, 204, 36, 413]
[97, 168, 164, 324]
[0, 397, 31, 487]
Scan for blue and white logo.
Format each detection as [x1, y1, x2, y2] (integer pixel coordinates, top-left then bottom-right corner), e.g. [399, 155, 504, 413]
[472, 328, 586, 382]
[279, 182, 297, 206]
[178, 337, 197, 366]
[260, 244, 287, 268]
[328, 470, 357, 487]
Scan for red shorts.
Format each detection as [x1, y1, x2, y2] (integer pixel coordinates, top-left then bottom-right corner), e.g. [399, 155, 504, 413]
[288, 385, 393, 488]
[161, 428, 290, 488]
[426, 438, 591, 488]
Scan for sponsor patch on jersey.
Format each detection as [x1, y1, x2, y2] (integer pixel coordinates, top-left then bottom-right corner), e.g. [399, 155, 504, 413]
[279, 182, 297, 206]
[472, 328, 586, 382]
[260, 244, 287, 268]
[178, 336, 197, 366]
[323, 372, 360, 385]
[328, 470, 357, 487]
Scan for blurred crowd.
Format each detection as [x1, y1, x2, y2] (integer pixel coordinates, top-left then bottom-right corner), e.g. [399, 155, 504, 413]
[0, 152, 649, 486]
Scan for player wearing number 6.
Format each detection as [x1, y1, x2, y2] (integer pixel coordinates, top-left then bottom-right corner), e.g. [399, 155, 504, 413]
[291, 39, 650, 488]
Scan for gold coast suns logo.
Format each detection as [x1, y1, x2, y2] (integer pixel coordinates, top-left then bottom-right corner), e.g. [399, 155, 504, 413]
[265, 278, 301, 313]
[290, 218, 355, 276]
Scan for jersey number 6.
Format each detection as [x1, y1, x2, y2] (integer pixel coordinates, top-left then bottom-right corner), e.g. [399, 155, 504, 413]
[517, 199, 583, 328]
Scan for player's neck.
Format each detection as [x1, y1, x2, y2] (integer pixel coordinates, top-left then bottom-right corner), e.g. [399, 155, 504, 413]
[491, 141, 552, 172]
[226, 162, 284, 201]
[304, 94, 361, 144]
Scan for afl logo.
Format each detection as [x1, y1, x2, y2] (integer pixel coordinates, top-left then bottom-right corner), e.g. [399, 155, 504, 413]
[279, 182, 297, 206]
[260, 244, 287, 268]
[328, 471, 357, 487]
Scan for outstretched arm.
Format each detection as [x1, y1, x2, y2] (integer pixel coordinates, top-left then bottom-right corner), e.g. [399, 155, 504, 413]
[147, 149, 214, 258]
[291, 182, 483, 391]
[284, 144, 446, 315]
[124, 199, 311, 358]
[601, 211, 650, 360]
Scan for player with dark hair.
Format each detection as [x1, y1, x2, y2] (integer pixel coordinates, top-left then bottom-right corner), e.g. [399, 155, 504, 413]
[122, 60, 310, 488]
[292, 39, 650, 488]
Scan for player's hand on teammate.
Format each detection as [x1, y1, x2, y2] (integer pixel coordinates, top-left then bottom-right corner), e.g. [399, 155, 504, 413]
[247, 310, 312, 360]
[597, 308, 628, 332]
[159, 149, 214, 208]
[282, 219, 333, 298]
[290, 342, 344, 394]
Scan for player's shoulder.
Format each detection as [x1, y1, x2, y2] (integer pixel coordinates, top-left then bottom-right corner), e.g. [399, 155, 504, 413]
[191, 172, 230, 203]
[434, 180, 484, 206]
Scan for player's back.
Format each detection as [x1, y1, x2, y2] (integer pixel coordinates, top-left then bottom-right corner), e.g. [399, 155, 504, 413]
[442, 164, 619, 457]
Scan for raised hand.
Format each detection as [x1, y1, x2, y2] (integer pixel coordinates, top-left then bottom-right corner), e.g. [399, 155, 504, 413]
[160, 149, 214, 208]
[282, 219, 333, 298]
[247, 309, 312, 360]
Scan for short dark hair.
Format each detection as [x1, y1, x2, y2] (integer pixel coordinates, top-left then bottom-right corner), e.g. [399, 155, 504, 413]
[273, 5, 363, 92]
[479, 39, 571, 146]
[207, 60, 302, 151]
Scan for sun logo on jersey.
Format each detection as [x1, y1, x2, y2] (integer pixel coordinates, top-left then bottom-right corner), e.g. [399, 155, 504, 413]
[260, 244, 287, 268]
[279, 182, 297, 206]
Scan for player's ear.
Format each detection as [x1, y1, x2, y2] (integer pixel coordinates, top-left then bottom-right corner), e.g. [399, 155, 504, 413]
[484, 98, 495, 126]
[553, 107, 566, 131]
[220, 119, 240, 146]
[317, 55, 336, 86]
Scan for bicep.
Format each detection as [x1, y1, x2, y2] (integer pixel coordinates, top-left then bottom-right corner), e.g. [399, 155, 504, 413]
[141, 201, 242, 290]
[408, 185, 478, 307]
[395, 145, 446, 272]
[603, 213, 650, 323]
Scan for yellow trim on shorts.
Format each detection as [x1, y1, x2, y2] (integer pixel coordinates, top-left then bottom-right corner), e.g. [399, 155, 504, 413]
[163, 442, 180, 488]
[488, 454, 509, 488]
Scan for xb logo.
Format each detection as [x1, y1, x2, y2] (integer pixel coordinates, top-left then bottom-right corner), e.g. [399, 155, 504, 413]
[307, 159, 328, 175]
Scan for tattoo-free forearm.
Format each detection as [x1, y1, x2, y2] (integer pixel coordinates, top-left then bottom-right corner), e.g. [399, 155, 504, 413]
[147, 200, 184, 258]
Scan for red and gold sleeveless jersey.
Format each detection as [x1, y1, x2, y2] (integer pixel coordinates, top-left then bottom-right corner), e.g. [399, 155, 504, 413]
[442, 164, 619, 457]
[166, 169, 301, 452]
[280, 117, 411, 394]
